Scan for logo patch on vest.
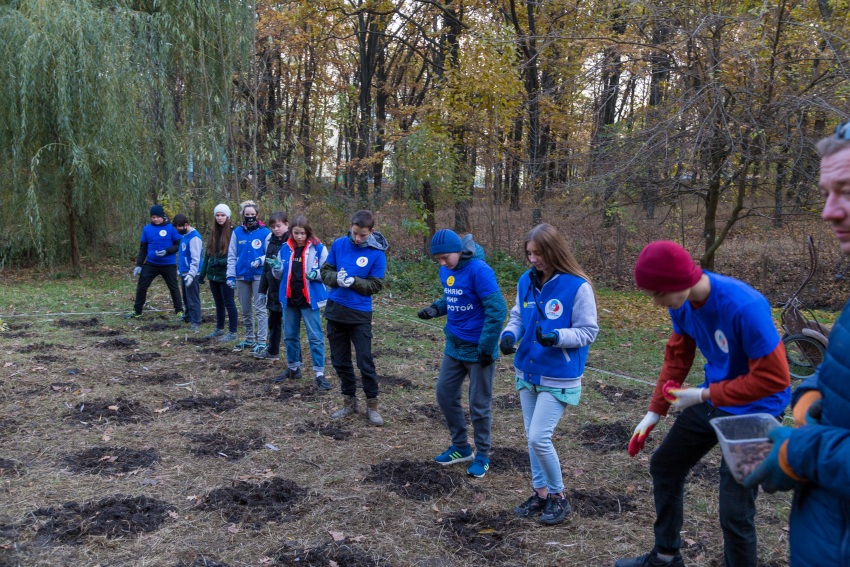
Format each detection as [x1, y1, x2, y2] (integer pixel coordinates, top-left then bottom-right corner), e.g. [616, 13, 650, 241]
[356, 256, 368, 267]
[159, 229, 167, 237]
[545, 299, 563, 319]
[251, 239, 262, 249]
[181, 243, 186, 251]
[447, 275, 455, 286]
[715, 330, 729, 354]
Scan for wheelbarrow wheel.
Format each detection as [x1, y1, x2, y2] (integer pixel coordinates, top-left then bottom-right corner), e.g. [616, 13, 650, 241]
[783, 334, 826, 379]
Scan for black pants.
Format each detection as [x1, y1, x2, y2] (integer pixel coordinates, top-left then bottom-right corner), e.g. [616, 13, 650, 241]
[133, 263, 182, 315]
[180, 276, 201, 324]
[267, 309, 283, 355]
[326, 319, 379, 398]
[209, 281, 238, 333]
[651, 402, 760, 567]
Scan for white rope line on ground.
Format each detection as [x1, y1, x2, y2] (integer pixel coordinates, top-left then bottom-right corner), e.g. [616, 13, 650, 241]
[0, 307, 217, 318]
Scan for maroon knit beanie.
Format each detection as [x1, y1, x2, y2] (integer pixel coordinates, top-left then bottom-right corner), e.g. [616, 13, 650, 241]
[634, 241, 703, 292]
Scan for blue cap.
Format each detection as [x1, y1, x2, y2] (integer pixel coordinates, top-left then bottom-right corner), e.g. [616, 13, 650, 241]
[150, 205, 165, 217]
[430, 229, 462, 255]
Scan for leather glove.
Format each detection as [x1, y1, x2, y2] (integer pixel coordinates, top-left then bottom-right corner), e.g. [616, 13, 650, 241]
[133, 266, 142, 278]
[307, 270, 318, 280]
[743, 427, 800, 493]
[155, 249, 166, 257]
[226, 277, 235, 289]
[628, 411, 660, 457]
[183, 275, 194, 287]
[499, 334, 516, 355]
[477, 351, 495, 367]
[668, 387, 706, 410]
[418, 307, 439, 320]
[337, 268, 349, 288]
[806, 399, 822, 426]
[536, 326, 558, 347]
[256, 293, 267, 310]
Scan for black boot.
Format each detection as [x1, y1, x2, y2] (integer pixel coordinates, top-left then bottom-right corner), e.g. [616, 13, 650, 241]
[614, 551, 685, 567]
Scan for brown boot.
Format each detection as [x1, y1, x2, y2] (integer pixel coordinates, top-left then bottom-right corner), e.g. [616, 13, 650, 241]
[331, 395, 358, 419]
[366, 398, 384, 426]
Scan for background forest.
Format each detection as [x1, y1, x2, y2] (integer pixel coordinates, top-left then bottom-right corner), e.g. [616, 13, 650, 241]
[1, 0, 848, 304]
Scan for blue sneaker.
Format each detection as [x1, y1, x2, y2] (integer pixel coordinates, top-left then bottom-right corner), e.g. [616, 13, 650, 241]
[467, 455, 490, 478]
[434, 445, 473, 466]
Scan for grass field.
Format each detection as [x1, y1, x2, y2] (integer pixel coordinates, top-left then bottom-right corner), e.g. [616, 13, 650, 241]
[0, 265, 798, 566]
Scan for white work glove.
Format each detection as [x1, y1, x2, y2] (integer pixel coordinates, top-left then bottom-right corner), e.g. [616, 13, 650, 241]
[183, 275, 194, 286]
[337, 268, 354, 288]
[668, 387, 706, 411]
[133, 266, 142, 278]
[628, 411, 660, 457]
[155, 249, 166, 257]
[250, 257, 264, 269]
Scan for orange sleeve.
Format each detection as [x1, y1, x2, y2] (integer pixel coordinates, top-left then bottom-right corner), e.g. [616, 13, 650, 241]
[708, 342, 790, 407]
[779, 440, 806, 481]
[793, 390, 823, 427]
[649, 332, 697, 416]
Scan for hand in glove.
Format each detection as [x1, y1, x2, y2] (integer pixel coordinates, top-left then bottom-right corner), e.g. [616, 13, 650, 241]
[133, 266, 142, 278]
[183, 275, 194, 287]
[337, 268, 351, 288]
[499, 334, 516, 355]
[628, 411, 660, 457]
[256, 293, 267, 310]
[265, 256, 281, 271]
[307, 270, 318, 280]
[250, 259, 262, 269]
[806, 399, 822, 426]
[536, 326, 558, 347]
[418, 307, 439, 320]
[477, 351, 495, 367]
[667, 387, 706, 410]
[226, 277, 236, 289]
[155, 249, 166, 257]
[743, 427, 801, 493]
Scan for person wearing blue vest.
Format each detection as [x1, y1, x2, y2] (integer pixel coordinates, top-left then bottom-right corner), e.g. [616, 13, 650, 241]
[269, 216, 331, 390]
[226, 201, 272, 354]
[616, 240, 791, 567]
[499, 223, 598, 524]
[320, 210, 389, 426]
[173, 214, 203, 332]
[126, 205, 184, 319]
[418, 229, 507, 478]
[742, 124, 850, 567]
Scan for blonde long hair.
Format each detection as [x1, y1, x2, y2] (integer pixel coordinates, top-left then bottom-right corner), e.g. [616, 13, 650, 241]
[523, 223, 593, 288]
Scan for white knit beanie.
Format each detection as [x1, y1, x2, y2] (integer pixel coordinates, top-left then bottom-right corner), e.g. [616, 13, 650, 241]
[214, 204, 232, 218]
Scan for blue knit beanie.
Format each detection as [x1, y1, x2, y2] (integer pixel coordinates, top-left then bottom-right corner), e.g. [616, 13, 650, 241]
[430, 229, 462, 255]
[150, 205, 165, 217]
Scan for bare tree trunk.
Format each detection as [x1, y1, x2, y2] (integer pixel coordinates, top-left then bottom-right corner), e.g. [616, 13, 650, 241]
[422, 180, 437, 256]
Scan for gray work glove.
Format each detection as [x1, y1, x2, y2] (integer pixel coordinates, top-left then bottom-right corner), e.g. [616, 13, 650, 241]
[155, 249, 166, 257]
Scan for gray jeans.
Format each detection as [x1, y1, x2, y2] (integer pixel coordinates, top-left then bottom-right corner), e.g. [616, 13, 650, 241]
[435, 354, 494, 457]
[236, 279, 268, 343]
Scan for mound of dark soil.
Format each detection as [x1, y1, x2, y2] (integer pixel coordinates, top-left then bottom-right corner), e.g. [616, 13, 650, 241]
[407, 404, 469, 425]
[1, 330, 30, 339]
[184, 337, 212, 345]
[66, 398, 150, 425]
[84, 329, 121, 337]
[277, 385, 328, 402]
[139, 323, 182, 332]
[440, 510, 525, 562]
[488, 447, 531, 473]
[63, 447, 159, 474]
[274, 543, 393, 566]
[31, 494, 175, 543]
[296, 421, 351, 441]
[17, 342, 54, 353]
[34, 354, 75, 364]
[49, 382, 79, 393]
[56, 318, 99, 328]
[198, 346, 229, 355]
[365, 460, 464, 501]
[174, 557, 233, 567]
[493, 394, 522, 411]
[187, 431, 265, 461]
[139, 372, 184, 384]
[125, 352, 161, 362]
[569, 489, 637, 517]
[198, 477, 301, 525]
[579, 421, 631, 452]
[227, 361, 268, 374]
[591, 383, 650, 404]
[162, 396, 239, 413]
[94, 338, 138, 349]
[0, 458, 24, 476]
[689, 461, 720, 484]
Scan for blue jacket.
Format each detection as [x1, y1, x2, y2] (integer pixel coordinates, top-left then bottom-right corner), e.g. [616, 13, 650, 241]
[178, 229, 203, 277]
[226, 224, 272, 281]
[785, 299, 850, 567]
[273, 239, 329, 311]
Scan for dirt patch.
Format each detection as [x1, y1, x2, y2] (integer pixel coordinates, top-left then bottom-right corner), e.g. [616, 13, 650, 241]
[184, 337, 213, 345]
[274, 542, 394, 566]
[17, 342, 55, 353]
[579, 421, 631, 452]
[296, 421, 351, 441]
[139, 323, 182, 332]
[198, 346, 230, 355]
[138, 372, 184, 384]
[440, 510, 525, 563]
[378, 374, 418, 390]
[493, 394, 522, 411]
[65, 398, 151, 426]
[407, 404, 469, 425]
[63, 447, 159, 474]
[277, 385, 328, 402]
[0, 418, 22, 433]
[365, 460, 465, 501]
[174, 557, 234, 567]
[161, 396, 239, 413]
[198, 477, 301, 525]
[94, 338, 138, 349]
[125, 352, 161, 362]
[187, 431, 265, 461]
[56, 317, 99, 328]
[591, 383, 650, 404]
[488, 447, 531, 473]
[30, 494, 175, 543]
[689, 461, 720, 484]
[84, 329, 121, 337]
[569, 489, 637, 517]
[1, 330, 30, 339]
[33, 354, 75, 364]
[226, 361, 268, 374]
[49, 382, 79, 393]
[0, 458, 24, 476]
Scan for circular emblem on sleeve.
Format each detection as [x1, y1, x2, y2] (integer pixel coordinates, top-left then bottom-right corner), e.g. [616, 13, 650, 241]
[159, 229, 167, 237]
[715, 329, 729, 354]
[356, 256, 368, 267]
[447, 275, 455, 286]
[251, 239, 262, 249]
[545, 299, 563, 319]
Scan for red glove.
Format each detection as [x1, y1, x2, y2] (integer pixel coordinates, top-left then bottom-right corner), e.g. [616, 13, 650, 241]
[662, 379, 681, 402]
[628, 411, 660, 457]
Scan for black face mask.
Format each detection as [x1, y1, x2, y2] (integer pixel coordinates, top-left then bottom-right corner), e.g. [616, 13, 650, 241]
[176, 227, 188, 235]
[244, 215, 258, 229]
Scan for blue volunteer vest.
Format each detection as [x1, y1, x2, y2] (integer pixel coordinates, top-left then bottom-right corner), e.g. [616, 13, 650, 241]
[326, 237, 387, 312]
[514, 271, 589, 383]
[440, 259, 494, 343]
[233, 225, 271, 280]
[178, 229, 202, 274]
[142, 223, 180, 265]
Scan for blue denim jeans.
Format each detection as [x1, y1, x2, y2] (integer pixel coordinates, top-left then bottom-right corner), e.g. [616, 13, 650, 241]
[284, 307, 325, 372]
[519, 387, 567, 494]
